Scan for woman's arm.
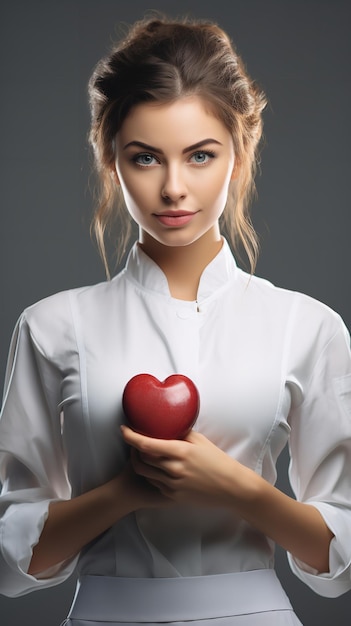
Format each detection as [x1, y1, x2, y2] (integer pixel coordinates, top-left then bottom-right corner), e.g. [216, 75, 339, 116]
[28, 462, 169, 576]
[121, 427, 333, 574]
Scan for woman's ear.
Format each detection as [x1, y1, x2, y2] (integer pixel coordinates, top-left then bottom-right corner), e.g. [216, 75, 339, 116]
[231, 159, 240, 181]
[110, 167, 120, 185]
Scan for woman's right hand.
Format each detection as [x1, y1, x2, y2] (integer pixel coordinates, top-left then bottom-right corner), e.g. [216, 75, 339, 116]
[113, 459, 173, 512]
[28, 460, 171, 577]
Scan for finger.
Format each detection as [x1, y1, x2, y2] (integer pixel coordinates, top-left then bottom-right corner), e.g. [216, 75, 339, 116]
[121, 425, 181, 456]
[139, 451, 169, 467]
[148, 479, 176, 499]
[121, 425, 162, 452]
[140, 455, 184, 479]
[132, 452, 167, 482]
[132, 451, 184, 492]
[183, 430, 205, 444]
[131, 449, 182, 488]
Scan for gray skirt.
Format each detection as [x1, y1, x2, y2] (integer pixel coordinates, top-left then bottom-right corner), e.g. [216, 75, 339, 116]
[62, 569, 303, 625]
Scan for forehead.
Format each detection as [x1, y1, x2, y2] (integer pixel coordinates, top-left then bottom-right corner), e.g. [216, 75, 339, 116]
[117, 96, 232, 149]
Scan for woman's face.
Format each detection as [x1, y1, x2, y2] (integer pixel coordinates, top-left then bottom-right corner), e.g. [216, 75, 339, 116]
[114, 95, 236, 251]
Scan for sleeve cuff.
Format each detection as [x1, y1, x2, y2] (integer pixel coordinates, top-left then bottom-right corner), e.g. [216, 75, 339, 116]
[0, 500, 77, 597]
[287, 502, 351, 597]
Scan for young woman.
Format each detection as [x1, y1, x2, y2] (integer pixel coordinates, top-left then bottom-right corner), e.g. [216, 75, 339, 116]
[1, 15, 351, 626]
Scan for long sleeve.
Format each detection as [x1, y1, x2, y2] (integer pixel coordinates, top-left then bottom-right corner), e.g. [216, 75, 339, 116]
[2, 242, 351, 599]
[0, 313, 76, 597]
[287, 314, 351, 597]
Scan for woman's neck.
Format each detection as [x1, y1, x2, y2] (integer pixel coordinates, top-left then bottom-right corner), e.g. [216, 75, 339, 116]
[139, 231, 223, 301]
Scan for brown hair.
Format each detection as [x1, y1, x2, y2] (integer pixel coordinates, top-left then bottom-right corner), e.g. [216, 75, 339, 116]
[88, 15, 267, 276]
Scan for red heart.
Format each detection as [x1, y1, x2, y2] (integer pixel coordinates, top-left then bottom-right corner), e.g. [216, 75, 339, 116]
[122, 374, 200, 439]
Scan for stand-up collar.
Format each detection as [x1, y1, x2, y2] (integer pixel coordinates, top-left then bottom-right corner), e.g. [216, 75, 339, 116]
[124, 238, 238, 301]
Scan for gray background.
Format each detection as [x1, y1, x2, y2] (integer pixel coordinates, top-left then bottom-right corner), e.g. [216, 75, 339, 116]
[0, 1, 350, 624]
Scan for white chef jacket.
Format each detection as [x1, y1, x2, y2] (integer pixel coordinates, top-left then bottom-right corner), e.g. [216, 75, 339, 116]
[0, 239, 351, 599]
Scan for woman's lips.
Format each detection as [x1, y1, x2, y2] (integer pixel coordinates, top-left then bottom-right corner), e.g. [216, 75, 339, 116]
[154, 212, 197, 227]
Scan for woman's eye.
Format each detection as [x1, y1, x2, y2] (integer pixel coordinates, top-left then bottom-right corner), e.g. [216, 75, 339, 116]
[133, 153, 158, 167]
[190, 151, 215, 165]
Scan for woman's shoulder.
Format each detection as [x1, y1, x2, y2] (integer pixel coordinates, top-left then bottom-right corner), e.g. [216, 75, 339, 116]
[24, 271, 124, 319]
[238, 268, 347, 339]
[19, 276, 121, 359]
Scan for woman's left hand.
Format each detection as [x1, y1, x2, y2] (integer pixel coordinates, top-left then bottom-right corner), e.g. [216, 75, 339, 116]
[121, 426, 333, 573]
[120, 425, 250, 508]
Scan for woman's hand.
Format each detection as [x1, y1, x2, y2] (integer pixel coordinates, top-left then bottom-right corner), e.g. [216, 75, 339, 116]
[29, 457, 172, 576]
[121, 425, 246, 508]
[117, 458, 174, 511]
[121, 425, 333, 573]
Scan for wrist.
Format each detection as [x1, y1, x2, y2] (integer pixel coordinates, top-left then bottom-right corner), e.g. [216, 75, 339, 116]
[222, 458, 263, 510]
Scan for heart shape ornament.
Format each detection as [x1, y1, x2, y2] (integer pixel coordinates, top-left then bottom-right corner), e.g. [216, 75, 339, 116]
[122, 374, 200, 439]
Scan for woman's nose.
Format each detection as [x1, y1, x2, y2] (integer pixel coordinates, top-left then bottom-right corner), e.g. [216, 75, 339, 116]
[161, 165, 187, 202]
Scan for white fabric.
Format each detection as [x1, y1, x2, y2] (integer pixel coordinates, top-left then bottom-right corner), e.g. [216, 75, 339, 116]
[0, 239, 351, 601]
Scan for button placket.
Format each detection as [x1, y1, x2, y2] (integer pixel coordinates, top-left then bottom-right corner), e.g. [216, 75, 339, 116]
[170, 306, 201, 383]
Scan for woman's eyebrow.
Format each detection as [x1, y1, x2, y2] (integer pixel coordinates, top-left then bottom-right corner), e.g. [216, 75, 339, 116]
[122, 138, 223, 153]
[183, 139, 223, 153]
